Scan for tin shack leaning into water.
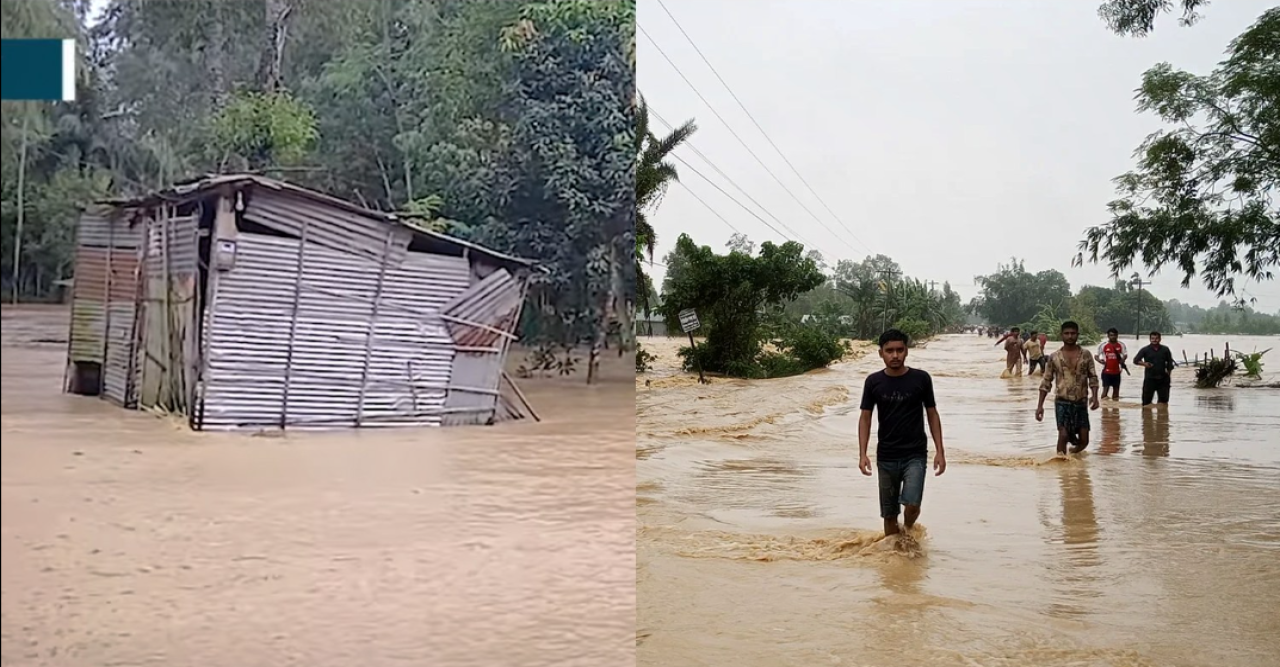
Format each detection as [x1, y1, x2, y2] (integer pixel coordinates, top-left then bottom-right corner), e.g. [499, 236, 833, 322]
[63, 174, 538, 431]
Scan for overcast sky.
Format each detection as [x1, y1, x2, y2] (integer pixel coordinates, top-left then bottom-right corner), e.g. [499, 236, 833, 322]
[638, 0, 1277, 312]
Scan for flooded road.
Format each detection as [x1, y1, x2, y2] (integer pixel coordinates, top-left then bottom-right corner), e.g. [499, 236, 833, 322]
[637, 333, 1280, 667]
[2, 306, 634, 667]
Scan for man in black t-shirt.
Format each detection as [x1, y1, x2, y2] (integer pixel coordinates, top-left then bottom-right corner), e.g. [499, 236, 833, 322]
[1133, 330, 1176, 406]
[858, 328, 948, 537]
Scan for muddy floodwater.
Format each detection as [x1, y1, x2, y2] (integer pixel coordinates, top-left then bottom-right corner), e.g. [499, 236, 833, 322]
[2, 306, 634, 667]
[637, 333, 1280, 667]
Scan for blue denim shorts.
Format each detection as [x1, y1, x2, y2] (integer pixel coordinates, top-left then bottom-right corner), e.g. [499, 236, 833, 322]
[877, 455, 927, 518]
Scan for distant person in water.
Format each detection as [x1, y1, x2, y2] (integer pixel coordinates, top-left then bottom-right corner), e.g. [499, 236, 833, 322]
[1095, 328, 1129, 400]
[1133, 331, 1176, 406]
[995, 327, 1024, 377]
[858, 328, 947, 537]
[1035, 321, 1100, 454]
[1024, 330, 1046, 375]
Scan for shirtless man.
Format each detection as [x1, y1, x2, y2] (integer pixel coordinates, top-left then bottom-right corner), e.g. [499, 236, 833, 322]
[996, 327, 1024, 377]
[1035, 321, 1100, 454]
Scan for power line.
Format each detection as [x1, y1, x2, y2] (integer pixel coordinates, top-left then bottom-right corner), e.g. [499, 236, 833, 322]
[665, 150, 804, 244]
[647, 105, 838, 253]
[638, 23, 866, 257]
[652, 0, 875, 256]
[669, 179, 742, 234]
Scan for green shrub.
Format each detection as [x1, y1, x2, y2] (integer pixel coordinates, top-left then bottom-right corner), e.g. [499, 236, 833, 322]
[678, 324, 847, 379]
[777, 325, 849, 369]
[891, 318, 931, 347]
[636, 343, 656, 373]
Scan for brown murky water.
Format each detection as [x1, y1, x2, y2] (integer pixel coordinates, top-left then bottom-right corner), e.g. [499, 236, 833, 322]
[638, 334, 1280, 667]
[2, 306, 634, 667]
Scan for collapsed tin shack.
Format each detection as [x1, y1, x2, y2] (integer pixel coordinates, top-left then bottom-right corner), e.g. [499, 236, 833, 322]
[64, 174, 538, 431]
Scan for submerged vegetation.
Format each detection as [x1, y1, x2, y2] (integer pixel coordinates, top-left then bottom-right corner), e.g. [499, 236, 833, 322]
[1195, 357, 1238, 389]
[1233, 348, 1270, 381]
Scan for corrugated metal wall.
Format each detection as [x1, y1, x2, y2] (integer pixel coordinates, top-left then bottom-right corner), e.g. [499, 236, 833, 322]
[137, 212, 200, 414]
[63, 212, 146, 405]
[355, 252, 471, 427]
[439, 269, 525, 426]
[199, 232, 474, 430]
[281, 236, 378, 427]
[200, 233, 300, 428]
[68, 247, 109, 364]
[67, 214, 119, 364]
[246, 190, 412, 266]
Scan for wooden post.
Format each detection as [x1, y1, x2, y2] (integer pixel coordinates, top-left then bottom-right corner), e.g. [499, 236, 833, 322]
[354, 230, 394, 427]
[501, 371, 540, 423]
[688, 330, 706, 384]
[280, 220, 309, 430]
[11, 105, 30, 304]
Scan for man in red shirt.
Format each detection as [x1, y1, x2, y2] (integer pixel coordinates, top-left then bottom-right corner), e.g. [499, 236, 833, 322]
[1094, 327, 1128, 400]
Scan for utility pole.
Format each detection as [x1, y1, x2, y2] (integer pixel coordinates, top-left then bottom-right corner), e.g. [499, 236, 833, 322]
[1130, 273, 1151, 340]
[12, 103, 30, 305]
[877, 265, 902, 333]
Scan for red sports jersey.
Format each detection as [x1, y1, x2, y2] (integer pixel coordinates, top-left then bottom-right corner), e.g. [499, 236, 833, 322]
[1099, 342, 1126, 374]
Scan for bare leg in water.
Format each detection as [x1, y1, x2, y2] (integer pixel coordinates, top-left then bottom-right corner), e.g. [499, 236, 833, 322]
[1071, 428, 1090, 454]
[904, 505, 920, 530]
[1062, 426, 1090, 454]
[884, 505, 922, 536]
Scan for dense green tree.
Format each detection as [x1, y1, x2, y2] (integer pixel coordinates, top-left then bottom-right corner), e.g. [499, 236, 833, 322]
[1076, 283, 1172, 334]
[1, 0, 635, 383]
[1167, 299, 1280, 335]
[660, 233, 825, 377]
[971, 259, 1073, 327]
[780, 254, 965, 343]
[1097, 0, 1208, 37]
[1078, 8, 1279, 302]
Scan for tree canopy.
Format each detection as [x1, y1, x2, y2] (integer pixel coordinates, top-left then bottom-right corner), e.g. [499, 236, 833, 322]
[971, 259, 1073, 327]
[1078, 7, 1279, 301]
[659, 233, 827, 377]
[1, 0, 636, 378]
[1166, 298, 1280, 335]
[1097, 0, 1209, 37]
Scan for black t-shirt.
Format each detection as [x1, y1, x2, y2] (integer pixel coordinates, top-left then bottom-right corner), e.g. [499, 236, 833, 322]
[859, 368, 936, 461]
[1134, 344, 1176, 379]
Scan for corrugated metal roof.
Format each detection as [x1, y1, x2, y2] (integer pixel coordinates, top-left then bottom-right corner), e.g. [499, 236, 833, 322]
[98, 173, 536, 269]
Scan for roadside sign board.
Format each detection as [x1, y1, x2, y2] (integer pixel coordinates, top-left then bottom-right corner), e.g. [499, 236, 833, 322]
[678, 308, 700, 333]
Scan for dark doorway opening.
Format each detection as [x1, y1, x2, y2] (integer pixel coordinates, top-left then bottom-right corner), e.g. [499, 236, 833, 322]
[68, 361, 103, 396]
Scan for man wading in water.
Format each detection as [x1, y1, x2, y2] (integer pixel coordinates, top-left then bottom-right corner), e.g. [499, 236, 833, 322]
[1035, 321, 1100, 454]
[858, 329, 947, 537]
[1095, 328, 1128, 400]
[996, 326, 1024, 377]
[1133, 331, 1176, 406]
[1024, 330, 1046, 376]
